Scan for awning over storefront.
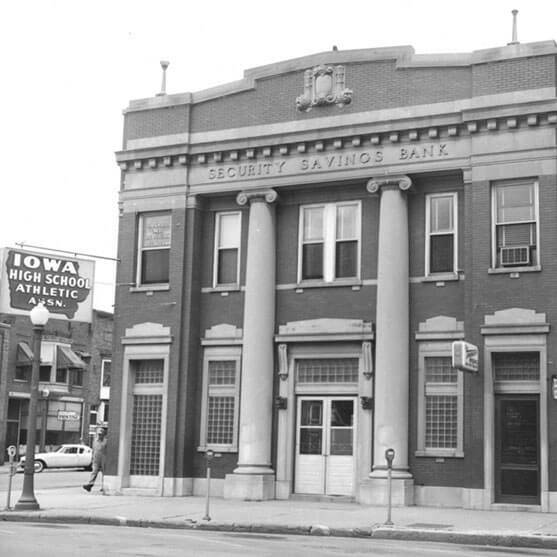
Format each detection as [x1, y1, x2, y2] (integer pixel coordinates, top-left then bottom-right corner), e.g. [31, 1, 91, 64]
[56, 345, 87, 369]
[16, 342, 33, 365]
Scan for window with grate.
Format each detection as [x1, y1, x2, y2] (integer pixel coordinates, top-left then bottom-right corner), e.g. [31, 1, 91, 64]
[207, 396, 235, 444]
[201, 357, 240, 450]
[418, 354, 463, 456]
[133, 359, 164, 384]
[130, 394, 162, 476]
[425, 356, 458, 383]
[297, 358, 358, 383]
[207, 361, 237, 445]
[299, 202, 360, 283]
[493, 352, 539, 381]
[425, 395, 458, 449]
[208, 361, 236, 385]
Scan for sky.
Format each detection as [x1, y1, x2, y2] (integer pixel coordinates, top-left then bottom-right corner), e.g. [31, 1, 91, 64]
[1, 0, 556, 313]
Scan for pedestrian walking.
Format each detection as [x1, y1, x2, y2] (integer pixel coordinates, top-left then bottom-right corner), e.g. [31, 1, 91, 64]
[83, 427, 107, 492]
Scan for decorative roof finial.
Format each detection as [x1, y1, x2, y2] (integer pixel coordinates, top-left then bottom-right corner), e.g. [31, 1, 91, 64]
[157, 60, 170, 96]
[509, 9, 519, 45]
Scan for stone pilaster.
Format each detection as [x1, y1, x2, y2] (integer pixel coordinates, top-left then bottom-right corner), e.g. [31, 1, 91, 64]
[224, 189, 277, 500]
[360, 175, 414, 506]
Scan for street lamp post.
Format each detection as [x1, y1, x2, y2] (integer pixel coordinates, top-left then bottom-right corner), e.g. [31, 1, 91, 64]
[15, 302, 49, 511]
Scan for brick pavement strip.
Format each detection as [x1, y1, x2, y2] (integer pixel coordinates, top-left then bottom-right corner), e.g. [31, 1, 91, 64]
[2, 511, 557, 549]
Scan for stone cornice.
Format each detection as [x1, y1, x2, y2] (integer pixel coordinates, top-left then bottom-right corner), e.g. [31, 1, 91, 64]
[116, 94, 557, 172]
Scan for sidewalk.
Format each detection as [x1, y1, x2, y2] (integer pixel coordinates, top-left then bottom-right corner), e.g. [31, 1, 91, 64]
[2, 484, 557, 550]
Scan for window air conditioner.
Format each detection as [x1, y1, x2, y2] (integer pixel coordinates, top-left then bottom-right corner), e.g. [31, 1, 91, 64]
[500, 245, 530, 266]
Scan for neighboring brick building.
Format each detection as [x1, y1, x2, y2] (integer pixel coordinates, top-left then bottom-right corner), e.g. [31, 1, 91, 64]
[0, 249, 113, 463]
[108, 38, 557, 511]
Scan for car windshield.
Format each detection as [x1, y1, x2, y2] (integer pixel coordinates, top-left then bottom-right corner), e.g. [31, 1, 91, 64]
[56, 446, 70, 453]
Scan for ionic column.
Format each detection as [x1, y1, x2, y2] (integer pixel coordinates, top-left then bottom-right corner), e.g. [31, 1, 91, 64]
[224, 189, 277, 500]
[364, 175, 413, 504]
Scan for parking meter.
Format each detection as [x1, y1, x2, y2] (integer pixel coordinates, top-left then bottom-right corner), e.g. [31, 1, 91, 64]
[203, 449, 220, 521]
[385, 448, 395, 470]
[384, 448, 395, 526]
[5, 445, 17, 510]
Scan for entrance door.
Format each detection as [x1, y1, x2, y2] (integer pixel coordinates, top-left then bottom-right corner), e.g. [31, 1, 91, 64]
[495, 395, 539, 504]
[295, 397, 355, 496]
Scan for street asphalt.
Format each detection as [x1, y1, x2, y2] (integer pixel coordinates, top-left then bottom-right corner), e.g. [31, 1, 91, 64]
[1, 465, 557, 550]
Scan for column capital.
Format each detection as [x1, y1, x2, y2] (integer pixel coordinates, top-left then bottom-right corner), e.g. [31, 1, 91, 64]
[366, 175, 412, 194]
[236, 188, 278, 206]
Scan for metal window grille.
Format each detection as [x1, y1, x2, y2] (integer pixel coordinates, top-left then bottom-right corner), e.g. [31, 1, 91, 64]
[207, 396, 235, 444]
[130, 394, 162, 476]
[425, 356, 457, 383]
[133, 359, 164, 384]
[208, 361, 236, 385]
[425, 395, 457, 449]
[296, 358, 358, 383]
[493, 352, 539, 381]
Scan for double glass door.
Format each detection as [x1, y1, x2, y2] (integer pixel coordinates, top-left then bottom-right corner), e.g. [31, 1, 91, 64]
[295, 397, 355, 496]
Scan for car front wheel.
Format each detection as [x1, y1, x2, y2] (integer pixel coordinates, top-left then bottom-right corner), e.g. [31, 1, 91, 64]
[34, 460, 45, 473]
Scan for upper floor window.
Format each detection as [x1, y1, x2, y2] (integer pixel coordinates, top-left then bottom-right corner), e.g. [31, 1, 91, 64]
[137, 213, 171, 285]
[425, 193, 457, 275]
[492, 181, 538, 268]
[213, 212, 241, 287]
[298, 202, 360, 283]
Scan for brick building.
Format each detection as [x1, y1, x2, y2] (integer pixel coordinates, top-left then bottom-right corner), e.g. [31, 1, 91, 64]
[107, 38, 557, 511]
[0, 249, 113, 463]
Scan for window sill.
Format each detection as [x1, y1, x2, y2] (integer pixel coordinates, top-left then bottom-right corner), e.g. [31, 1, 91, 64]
[201, 285, 242, 294]
[197, 445, 237, 453]
[129, 284, 170, 293]
[415, 450, 464, 458]
[488, 265, 541, 275]
[296, 279, 362, 290]
[421, 273, 460, 283]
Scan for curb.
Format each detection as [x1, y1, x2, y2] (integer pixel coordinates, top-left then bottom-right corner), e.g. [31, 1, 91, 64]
[2, 513, 557, 549]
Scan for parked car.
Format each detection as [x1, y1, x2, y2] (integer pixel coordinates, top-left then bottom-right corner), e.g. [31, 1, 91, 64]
[19, 444, 92, 472]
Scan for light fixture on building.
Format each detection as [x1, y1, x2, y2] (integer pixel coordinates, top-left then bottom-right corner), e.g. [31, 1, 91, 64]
[15, 302, 49, 511]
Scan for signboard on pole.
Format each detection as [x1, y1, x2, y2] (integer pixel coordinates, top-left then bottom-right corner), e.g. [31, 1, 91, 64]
[0, 248, 95, 322]
[452, 341, 479, 373]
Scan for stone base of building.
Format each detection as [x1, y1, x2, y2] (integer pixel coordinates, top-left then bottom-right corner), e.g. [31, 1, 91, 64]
[275, 479, 291, 500]
[224, 472, 275, 500]
[358, 476, 414, 506]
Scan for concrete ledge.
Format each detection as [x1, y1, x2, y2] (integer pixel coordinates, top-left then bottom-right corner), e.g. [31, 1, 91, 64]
[2, 512, 557, 549]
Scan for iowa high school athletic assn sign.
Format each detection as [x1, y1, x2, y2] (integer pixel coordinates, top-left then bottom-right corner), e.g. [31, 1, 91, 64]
[0, 248, 95, 322]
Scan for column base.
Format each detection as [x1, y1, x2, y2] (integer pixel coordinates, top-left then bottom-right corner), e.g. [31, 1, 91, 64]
[224, 472, 275, 500]
[359, 476, 414, 506]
